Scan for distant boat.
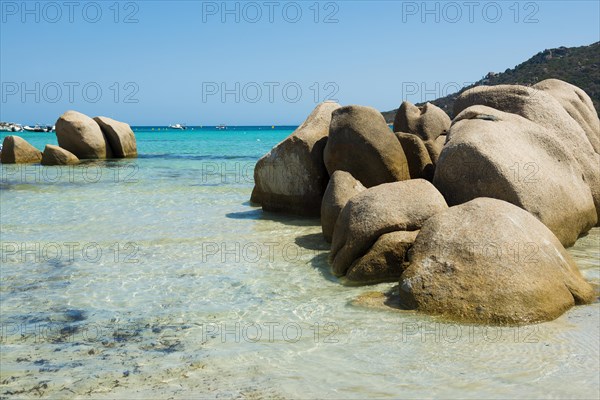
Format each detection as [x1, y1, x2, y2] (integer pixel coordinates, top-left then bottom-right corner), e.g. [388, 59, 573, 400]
[24, 124, 53, 133]
[216, 124, 227, 130]
[169, 124, 187, 130]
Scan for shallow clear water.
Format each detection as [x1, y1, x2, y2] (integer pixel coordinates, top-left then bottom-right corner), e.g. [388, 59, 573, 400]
[1, 128, 599, 399]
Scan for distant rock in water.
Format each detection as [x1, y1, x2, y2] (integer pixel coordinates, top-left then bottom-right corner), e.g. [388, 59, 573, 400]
[94, 116, 138, 158]
[252, 101, 340, 216]
[41, 145, 79, 166]
[324, 105, 410, 187]
[0, 136, 42, 164]
[55, 111, 113, 159]
[400, 198, 595, 325]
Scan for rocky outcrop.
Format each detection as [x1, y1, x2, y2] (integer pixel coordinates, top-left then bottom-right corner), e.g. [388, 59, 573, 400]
[93, 116, 138, 158]
[330, 179, 447, 282]
[393, 101, 450, 141]
[0, 136, 42, 164]
[252, 101, 340, 216]
[41, 145, 79, 166]
[324, 105, 410, 187]
[533, 79, 600, 154]
[55, 111, 112, 159]
[434, 105, 596, 247]
[321, 170, 366, 243]
[400, 198, 595, 325]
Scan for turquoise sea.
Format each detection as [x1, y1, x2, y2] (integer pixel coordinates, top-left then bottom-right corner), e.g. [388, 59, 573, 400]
[1, 127, 599, 399]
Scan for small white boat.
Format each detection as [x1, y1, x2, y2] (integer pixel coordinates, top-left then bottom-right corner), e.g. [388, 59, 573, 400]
[169, 124, 187, 130]
[24, 125, 44, 132]
[24, 124, 53, 133]
[216, 124, 227, 130]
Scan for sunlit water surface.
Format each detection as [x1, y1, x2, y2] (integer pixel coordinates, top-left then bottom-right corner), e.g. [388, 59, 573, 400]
[1, 128, 598, 399]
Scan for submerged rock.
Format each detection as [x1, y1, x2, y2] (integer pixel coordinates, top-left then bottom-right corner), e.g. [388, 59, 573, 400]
[252, 101, 341, 216]
[324, 105, 410, 187]
[400, 198, 595, 325]
[55, 110, 112, 159]
[321, 170, 366, 243]
[41, 145, 79, 166]
[0, 136, 42, 164]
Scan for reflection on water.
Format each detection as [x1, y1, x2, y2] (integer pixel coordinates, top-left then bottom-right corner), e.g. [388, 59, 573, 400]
[0, 129, 598, 399]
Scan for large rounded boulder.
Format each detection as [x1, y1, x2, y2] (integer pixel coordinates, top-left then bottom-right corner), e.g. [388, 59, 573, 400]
[55, 111, 112, 159]
[533, 79, 600, 154]
[330, 179, 447, 281]
[252, 101, 340, 216]
[434, 105, 597, 247]
[324, 105, 410, 187]
[400, 198, 596, 325]
[41, 145, 79, 166]
[453, 83, 600, 221]
[93, 116, 138, 158]
[321, 170, 366, 243]
[0, 136, 42, 164]
[393, 101, 450, 141]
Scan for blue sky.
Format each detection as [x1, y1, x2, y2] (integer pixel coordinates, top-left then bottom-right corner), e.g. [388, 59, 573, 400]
[1, 0, 599, 125]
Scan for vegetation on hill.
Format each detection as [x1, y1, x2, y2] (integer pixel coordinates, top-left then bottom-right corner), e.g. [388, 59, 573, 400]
[382, 42, 600, 122]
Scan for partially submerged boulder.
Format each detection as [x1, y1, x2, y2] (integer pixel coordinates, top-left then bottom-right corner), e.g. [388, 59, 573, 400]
[0, 136, 42, 164]
[324, 105, 410, 187]
[94, 116, 137, 158]
[41, 145, 79, 166]
[400, 198, 595, 325]
[393, 101, 450, 141]
[434, 105, 596, 247]
[330, 179, 447, 280]
[55, 111, 112, 159]
[321, 170, 366, 243]
[252, 101, 340, 216]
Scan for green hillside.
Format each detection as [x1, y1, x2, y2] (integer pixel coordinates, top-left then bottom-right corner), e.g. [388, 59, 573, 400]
[382, 42, 600, 122]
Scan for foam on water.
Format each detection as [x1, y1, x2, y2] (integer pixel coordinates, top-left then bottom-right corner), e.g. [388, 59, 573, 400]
[0, 128, 598, 398]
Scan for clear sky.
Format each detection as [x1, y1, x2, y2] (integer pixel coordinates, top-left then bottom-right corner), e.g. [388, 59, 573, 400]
[1, 0, 598, 125]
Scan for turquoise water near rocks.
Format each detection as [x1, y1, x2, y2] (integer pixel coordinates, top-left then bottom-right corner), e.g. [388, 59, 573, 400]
[0, 128, 599, 399]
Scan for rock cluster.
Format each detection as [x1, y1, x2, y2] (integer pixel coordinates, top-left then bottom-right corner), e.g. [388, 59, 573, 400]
[0, 111, 137, 166]
[251, 78, 598, 324]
